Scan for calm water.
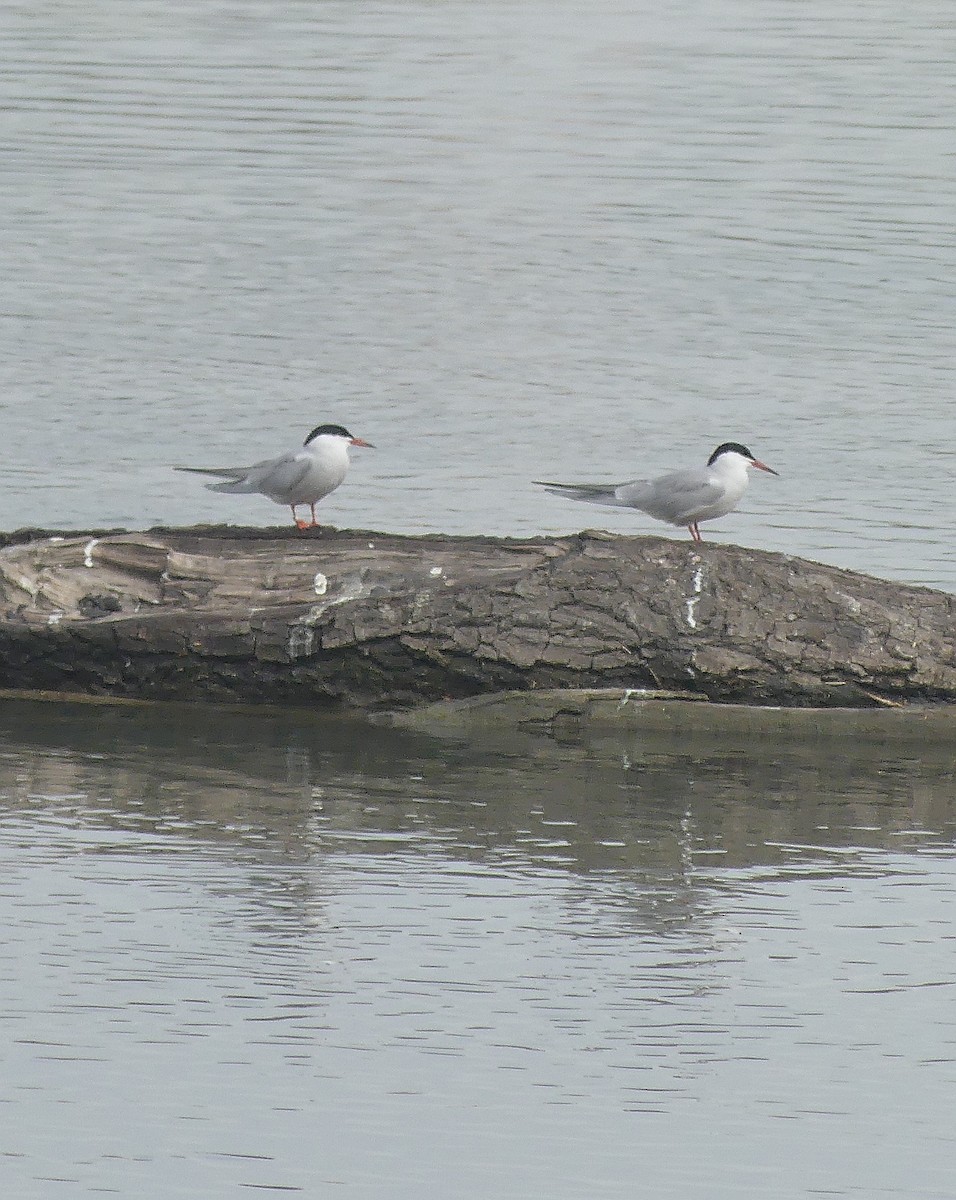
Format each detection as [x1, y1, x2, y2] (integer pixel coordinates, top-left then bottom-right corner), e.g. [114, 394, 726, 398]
[2, 1, 956, 587]
[1, 698, 955, 1198]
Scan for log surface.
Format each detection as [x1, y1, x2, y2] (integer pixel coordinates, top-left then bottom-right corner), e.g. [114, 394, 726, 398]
[0, 525, 953, 709]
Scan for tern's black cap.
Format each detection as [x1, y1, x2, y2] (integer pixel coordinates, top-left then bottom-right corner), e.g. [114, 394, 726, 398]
[708, 442, 755, 466]
[305, 424, 353, 445]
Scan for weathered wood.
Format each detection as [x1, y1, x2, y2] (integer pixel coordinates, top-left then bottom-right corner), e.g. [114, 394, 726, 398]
[0, 525, 953, 710]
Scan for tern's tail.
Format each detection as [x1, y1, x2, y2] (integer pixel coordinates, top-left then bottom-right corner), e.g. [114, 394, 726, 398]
[534, 480, 622, 505]
[174, 466, 255, 494]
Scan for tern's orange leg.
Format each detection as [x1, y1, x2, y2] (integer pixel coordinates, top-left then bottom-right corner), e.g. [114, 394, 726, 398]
[309, 502, 320, 528]
[688, 523, 702, 542]
[291, 505, 310, 530]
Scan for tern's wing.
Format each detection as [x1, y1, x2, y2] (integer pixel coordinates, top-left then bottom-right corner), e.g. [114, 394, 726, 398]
[618, 467, 723, 524]
[176, 450, 312, 496]
[240, 451, 313, 496]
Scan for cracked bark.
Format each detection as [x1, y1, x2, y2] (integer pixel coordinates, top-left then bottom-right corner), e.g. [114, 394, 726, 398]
[0, 525, 953, 709]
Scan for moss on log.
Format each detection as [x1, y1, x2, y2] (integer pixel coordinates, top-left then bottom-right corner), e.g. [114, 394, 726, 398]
[0, 525, 953, 710]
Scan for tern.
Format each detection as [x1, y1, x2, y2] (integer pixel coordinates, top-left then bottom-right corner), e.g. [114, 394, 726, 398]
[176, 423, 374, 529]
[536, 442, 778, 542]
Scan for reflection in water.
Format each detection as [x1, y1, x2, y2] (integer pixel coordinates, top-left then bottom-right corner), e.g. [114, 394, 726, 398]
[0, 698, 955, 1197]
[3, 697, 954, 869]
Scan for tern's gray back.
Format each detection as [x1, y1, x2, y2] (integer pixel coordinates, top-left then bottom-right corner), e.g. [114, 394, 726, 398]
[242, 450, 312, 497]
[616, 466, 723, 523]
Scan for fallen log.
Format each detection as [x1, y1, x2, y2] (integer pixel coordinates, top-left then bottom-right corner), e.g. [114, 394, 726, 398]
[0, 525, 953, 710]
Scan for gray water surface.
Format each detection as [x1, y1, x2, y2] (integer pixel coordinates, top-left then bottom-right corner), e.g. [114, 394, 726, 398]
[3, 2, 956, 586]
[1, 699, 955, 1198]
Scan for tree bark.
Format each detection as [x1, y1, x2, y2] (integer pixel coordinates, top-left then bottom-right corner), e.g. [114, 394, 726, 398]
[0, 525, 953, 709]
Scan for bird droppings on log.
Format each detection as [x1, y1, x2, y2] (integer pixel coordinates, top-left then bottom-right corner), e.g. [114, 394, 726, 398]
[0, 524, 954, 712]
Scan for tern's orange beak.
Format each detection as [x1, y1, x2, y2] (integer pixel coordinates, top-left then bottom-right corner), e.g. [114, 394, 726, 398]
[350, 437, 375, 449]
[751, 459, 778, 475]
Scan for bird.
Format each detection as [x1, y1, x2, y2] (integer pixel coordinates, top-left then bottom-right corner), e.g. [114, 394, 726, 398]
[176, 423, 374, 529]
[535, 442, 778, 542]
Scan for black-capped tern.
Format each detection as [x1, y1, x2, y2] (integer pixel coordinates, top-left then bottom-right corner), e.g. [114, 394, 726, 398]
[536, 441, 778, 542]
[176, 423, 374, 529]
